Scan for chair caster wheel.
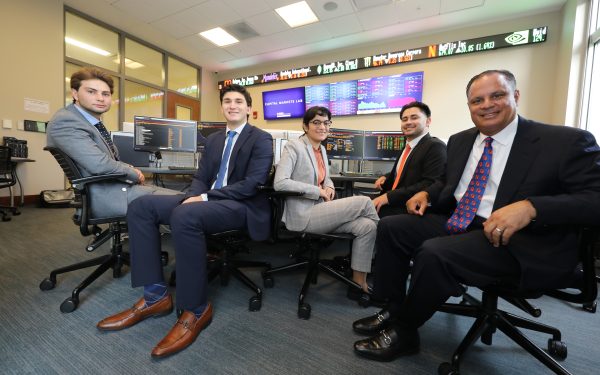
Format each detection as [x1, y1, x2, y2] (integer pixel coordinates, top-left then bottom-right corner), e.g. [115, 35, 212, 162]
[39, 278, 56, 291]
[12, 209, 20, 216]
[160, 251, 169, 267]
[298, 303, 311, 320]
[60, 297, 79, 313]
[583, 301, 597, 313]
[249, 296, 261, 311]
[438, 362, 459, 375]
[113, 267, 122, 278]
[2, 215, 10, 222]
[548, 339, 567, 360]
[263, 274, 274, 288]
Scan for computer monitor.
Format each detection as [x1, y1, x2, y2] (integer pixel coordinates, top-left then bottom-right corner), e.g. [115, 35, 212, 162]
[323, 128, 364, 160]
[197, 122, 226, 152]
[111, 132, 150, 167]
[363, 131, 405, 161]
[133, 116, 197, 153]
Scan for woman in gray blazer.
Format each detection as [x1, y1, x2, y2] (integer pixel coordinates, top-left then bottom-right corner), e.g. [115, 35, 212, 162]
[274, 106, 379, 293]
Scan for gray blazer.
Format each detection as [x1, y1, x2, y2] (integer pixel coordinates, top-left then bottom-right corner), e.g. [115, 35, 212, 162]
[274, 136, 335, 231]
[46, 104, 172, 219]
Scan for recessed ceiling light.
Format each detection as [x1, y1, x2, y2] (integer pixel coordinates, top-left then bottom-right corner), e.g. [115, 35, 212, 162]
[199, 27, 239, 47]
[65, 37, 111, 56]
[113, 57, 145, 69]
[276, 1, 319, 28]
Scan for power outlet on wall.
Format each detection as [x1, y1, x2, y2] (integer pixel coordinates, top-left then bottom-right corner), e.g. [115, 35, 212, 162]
[2, 119, 13, 129]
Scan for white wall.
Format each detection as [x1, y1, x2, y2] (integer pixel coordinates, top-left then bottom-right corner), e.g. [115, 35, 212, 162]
[214, 10, 569, 141]
[0, 0, 64, 198]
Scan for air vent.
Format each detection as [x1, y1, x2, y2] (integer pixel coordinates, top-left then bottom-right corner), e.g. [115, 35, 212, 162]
[224, 22, 260, 41]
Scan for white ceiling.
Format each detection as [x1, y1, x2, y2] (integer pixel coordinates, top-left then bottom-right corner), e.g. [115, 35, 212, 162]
[65, 0, 567, 73]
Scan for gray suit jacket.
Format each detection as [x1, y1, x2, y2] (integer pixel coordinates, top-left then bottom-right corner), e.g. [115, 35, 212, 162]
[46, 104, 173, 219]
[274, 136, 335, 231]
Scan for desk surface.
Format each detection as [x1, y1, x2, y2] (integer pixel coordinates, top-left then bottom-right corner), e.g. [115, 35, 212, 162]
[139, 167, 196, 175]
[330, 174, 378, 183]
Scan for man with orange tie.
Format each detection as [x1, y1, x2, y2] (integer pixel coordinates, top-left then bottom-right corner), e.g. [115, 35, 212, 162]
[372, 101, 446, 217]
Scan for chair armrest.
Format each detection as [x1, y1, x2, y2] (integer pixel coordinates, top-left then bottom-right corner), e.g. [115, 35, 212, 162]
[71, 173, 128, 190]
[257, 185, 304, 197]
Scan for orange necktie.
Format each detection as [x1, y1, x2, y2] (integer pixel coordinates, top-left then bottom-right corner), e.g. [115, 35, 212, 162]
[391, 144, 411, 190]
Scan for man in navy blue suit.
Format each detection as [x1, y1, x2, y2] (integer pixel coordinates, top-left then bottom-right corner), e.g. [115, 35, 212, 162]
[96, 84, 273, 358]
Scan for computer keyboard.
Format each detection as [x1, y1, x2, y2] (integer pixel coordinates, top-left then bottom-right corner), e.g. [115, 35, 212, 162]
[339, 171, 375, 177]
[167, 165, 195, 170]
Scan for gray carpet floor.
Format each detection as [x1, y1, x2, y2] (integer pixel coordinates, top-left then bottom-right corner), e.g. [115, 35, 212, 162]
[0, 206, 599, 374]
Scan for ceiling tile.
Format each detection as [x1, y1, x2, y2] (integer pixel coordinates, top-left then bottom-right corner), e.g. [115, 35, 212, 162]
[245, 11, 289, 36]
[440, 0, 484, 14]
[221, 0, 271, 17]
[308, 0, 356, 20]
[322, 14, 363, 38]
[112, 0, 193, 23]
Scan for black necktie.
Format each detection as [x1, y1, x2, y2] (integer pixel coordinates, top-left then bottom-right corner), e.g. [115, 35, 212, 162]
[94, 121, 119, 160]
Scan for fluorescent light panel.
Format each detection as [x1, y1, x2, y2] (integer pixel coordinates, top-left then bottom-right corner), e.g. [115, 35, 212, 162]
[113, 57, 145, 69]
[276, 1, 319, 28]
[64, 37, 111, 56]
[199, 27, 239, 47]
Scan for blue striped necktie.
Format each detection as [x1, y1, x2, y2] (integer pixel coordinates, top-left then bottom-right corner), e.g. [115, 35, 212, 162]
[214, 131, 236, 189]
[446, 137, 493, 233]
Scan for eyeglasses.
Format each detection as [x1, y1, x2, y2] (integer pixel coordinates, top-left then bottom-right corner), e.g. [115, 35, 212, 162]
[309, 120, 332, 127]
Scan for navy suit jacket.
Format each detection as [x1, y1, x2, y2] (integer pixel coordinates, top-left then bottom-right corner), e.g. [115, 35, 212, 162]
[425, 116, 600, 289]
[381, 133, 446, 207]
[186, 124, 273, 241]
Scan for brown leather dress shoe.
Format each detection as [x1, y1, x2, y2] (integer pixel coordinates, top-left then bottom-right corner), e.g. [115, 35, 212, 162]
[151, 303, 213, 358]
[96, 295, 173, 331]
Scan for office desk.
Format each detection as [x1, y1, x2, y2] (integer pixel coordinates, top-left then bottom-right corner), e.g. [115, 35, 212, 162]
[138, 166, 196, 188]
[330, 174, 377, 197]
[11, 157, 35, 206]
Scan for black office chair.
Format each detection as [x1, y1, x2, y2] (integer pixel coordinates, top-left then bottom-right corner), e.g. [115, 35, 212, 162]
[260, 186, 366, 319]
[437, 227, 599, 375]
[167, 210, 273, 312]
[205, 229, 273, 311]
[39, 147, 133, 313]
[0, 146, 20, 221]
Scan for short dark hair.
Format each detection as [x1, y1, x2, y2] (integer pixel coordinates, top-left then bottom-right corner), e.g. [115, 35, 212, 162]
[220, 84, 252, 107]
[400, 101, 431, 118]
[303, 106, 331, 125]
[466, 69, 517, 96]
[70, 67, 114, 103]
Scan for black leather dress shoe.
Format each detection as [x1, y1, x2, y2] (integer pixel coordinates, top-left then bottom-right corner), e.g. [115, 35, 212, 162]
[354, 327, 419, 362]
[353, 309, 391, 335]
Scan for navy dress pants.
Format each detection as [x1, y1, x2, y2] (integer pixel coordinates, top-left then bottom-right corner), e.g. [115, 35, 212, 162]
[127, 194, 247, 311]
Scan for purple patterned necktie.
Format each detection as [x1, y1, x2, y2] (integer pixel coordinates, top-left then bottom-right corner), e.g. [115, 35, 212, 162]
[446, 137, 493, 234]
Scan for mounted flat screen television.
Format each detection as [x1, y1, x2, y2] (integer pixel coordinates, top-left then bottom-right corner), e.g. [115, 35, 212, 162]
[323, 128, 364, 160]
[356, 71, 424, 115]
[363, 131, 405, 161]
[329, 80, 358, 116]
[305, 83, 330, 110]
[263, 87, 306, 120]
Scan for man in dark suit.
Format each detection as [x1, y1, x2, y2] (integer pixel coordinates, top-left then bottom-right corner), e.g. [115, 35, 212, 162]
[96, 84, 273, 358]
[372, 101, 446, 217]
[352, 70, 600, 361]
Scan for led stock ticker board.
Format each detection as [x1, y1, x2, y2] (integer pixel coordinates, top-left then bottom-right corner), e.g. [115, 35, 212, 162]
[218, 26, 548, 89]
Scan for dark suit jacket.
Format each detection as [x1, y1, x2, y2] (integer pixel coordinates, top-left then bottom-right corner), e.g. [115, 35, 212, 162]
[381, 133, 446, 207]
[426, 116, 600, 289]
[186, 124, 273, 241]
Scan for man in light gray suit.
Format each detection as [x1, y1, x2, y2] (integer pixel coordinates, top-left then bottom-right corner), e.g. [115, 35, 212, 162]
[47, 67, 175, 219]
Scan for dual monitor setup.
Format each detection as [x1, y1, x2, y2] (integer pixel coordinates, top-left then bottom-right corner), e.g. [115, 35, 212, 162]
[111, 116, 226, 168]
[111, 116, 405, 169]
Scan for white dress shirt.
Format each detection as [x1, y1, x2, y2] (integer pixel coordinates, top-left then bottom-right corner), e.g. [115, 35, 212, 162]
[453, 116, 518, 219]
